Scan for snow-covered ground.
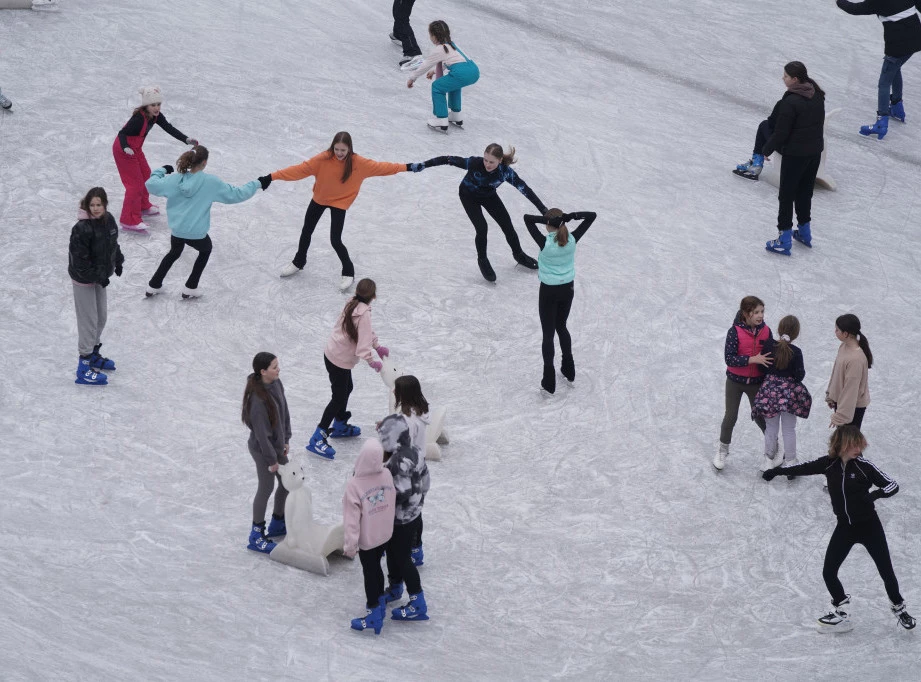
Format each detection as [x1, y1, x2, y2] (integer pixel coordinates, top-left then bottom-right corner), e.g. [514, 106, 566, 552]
[2, 0, 921, 679]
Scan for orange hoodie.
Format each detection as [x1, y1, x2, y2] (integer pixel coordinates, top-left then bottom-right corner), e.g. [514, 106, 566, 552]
[271, 152, 406, 210]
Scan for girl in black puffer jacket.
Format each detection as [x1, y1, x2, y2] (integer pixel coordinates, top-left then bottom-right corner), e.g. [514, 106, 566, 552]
[69, 187, 124, 385]
[763, 426, 915, 632]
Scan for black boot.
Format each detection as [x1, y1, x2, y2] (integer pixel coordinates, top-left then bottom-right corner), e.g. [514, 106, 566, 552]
[477, 257, 497, 282]
[513, 251, 538, 269]
[561, 354, 575, 383]
[541, 364, 555, 394]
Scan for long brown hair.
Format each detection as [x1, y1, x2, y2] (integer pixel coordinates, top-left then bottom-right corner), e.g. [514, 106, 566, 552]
[394, 375, 429, 416]
[773, 315, 800, 371]
[341, 278, 377, 343]
[242, 352, 278, 429]
[429, 20, 452, 53]
[484, 143, 516, 165]
[177, 145, 209, 174]
[836, 314, 872, 369]
[828, 425, 867, 459]
[328, 131, 354, 183]
[544, 208, 569, 247]
[784, 61, 825, 98]
[132, 105, 158, 120]
[80, 187, 109, 213]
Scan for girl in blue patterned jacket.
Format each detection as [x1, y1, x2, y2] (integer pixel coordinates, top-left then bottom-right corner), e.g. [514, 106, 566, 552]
[413, 144, 546, 282]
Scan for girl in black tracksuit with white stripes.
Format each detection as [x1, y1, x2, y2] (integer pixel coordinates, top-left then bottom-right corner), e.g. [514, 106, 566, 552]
[763, 425, 915, 631]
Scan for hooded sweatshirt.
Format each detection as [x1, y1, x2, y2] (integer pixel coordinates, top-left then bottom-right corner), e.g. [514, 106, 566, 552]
[325, 301, 381, 370]
[826, 343, 871, 425]
[342, 439, 396, 555]
[145, 168, 260, 240]
[762, 82, 825, 158]
[377, 414, 430, 525]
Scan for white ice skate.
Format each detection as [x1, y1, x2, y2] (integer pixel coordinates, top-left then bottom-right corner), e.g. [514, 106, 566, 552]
[141, 206, 160, 216]
[448, 110, 463, 127]
[181, 286, 202, 299]
[713, 442, 729, 470]
[338, 276, 354, 291]
[0, 92, 11, 110]
[120, 222, 149, 233]
[279, 263, 301, 277]
[399, 55, 425, 72]
[427, 117, 449, 134]
[818, 597, 853, 633]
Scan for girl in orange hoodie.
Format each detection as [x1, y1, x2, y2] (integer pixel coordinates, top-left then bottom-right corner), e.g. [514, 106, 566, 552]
[269, 132, 412, 290]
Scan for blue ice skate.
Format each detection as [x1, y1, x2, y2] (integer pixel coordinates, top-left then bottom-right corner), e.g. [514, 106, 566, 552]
[75, 356, 107, 385]
[391, 590, 429, 621]
[351, 597, 387, 635]
[89, 343, 116, 371]
[859, 115, 888, 140]
[306, 427, 336, 459]
[411, 545, 424, 567]
[384, 583, 404, 604]
[765, 230, 792, 256]
[328, 413, 361, 438]
[247, 525, 276, 554]
[792, 222, 812, 248]
[733, 153, 764, 180]
[890, 100, 906, 123]
[266, 517, 287, 538]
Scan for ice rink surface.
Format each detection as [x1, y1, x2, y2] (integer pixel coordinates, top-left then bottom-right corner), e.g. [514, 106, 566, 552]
[2, 0, 921, 679]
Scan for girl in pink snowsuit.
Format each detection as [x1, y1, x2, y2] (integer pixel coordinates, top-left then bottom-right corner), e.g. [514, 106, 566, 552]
[112, 85, 198, 232]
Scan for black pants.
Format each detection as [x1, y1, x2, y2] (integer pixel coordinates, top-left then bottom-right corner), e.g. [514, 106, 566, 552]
[248, 444, 287, 525]
[459, 191, 525, 260]
[149, 234, 213, 289]
[776, 154, 821, 231]
[752, 119, 774, 156]
[319, 355, 353, 430]
[847, 407, 866, 430]
[386, 516, 422, 594]
[539, 282, 575, 369]
[412, 514, 423, 548]
[358, 543, 387, 608]
[293, 200, 353, 276]
[823, 514, 903, 606]
[392, 0, 421, 57]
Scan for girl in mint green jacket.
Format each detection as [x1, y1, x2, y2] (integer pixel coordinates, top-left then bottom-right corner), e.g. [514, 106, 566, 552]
[524, 209, 596, 394]
[144, 145, 270, 298]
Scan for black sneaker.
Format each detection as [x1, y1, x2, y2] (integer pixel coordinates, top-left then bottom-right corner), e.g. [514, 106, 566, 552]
[477, 257, 496, 282]
[892, 602, 917, 630]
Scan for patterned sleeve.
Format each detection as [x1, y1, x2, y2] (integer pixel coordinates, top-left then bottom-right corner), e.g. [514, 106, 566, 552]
[502, 166, 547, 212]
[724, 327, 748, 367]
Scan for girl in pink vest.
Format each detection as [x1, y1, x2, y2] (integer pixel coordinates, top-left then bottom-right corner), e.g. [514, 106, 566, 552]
[343, 438, 397, 635]
[112, 86, 198, 232]
[714, 295, 773, 470]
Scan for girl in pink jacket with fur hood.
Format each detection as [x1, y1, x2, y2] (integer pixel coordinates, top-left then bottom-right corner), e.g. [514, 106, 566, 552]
[307, 278, 389, 460]
[344, 438, 396, 635]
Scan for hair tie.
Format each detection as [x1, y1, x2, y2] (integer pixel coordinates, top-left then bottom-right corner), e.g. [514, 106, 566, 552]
[780, 334, 790, 342]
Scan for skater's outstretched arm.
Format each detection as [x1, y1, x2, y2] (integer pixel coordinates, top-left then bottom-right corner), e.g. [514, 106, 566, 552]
[155, 113, 195, 145]
[270, 155, 321, 182]
[763, 456, 832, 480]
[144, 166, 173, 196]
[568, 212, 597, 242]
[835, 0, 879, 16]
[523, 214, 546, 248]
[501, 166, 547, 213]
[353, 156, 408, 178]
[421, 155, 469, 170]
[212, 176, 261, 205]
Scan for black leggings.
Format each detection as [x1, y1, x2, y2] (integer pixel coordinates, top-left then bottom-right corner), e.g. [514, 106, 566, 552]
[318, 355, 353, 430]
[847, 407, 866, 430]
[539, 282, 575, 368]
[248, 444, 287, 525]
[358, 543, 387, 608]
[293, 200, 354, 276]
[386, 516, 422, 594]
[459, 190, 525, 260]
[777, 154, 821, 231]
[149, 234, 213, 289]
[752, 118, 774, 156]
[823, 514, 903, 606]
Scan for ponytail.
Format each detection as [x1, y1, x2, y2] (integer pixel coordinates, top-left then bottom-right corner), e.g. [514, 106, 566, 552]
[544, 208, 569, 247]
[241, 352, 278, 429]
[177, 145, 209, 174]
[484, 143, 516, 166]
[773, 315, 800, 371]
[341, 278, 377, 344]
[835, 313, 872, 369]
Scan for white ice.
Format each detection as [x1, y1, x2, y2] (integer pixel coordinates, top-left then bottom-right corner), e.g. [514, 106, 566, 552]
[2, 0, 921, 678]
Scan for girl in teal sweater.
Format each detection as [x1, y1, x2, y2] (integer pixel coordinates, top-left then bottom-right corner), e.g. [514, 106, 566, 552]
[524, 209, 597, 394]
[144, 145, 270, 298]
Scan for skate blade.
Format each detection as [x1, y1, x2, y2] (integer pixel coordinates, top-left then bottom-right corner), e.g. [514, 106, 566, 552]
[732, 169, 760, 181]
[427, 124, 449, 134]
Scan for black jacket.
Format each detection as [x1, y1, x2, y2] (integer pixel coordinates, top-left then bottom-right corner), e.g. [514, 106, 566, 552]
[68, 213, 124, 285]
[762, 87, 825, 157]
[837, 0, 921, 57]
[761, 338, 806, 382]
[774, 455, 899, 525]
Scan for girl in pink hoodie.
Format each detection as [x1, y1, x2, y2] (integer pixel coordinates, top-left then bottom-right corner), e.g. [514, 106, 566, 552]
[343, 438, 396, 635]
[307, 278, 389, 459]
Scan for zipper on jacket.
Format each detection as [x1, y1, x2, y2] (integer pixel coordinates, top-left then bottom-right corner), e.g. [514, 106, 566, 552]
[841, 460, 850, 525]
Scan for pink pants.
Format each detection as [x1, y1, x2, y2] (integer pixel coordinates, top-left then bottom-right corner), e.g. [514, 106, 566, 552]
[112, 138, 153, 226]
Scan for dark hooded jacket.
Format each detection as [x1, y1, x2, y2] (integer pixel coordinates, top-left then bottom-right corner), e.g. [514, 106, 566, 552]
[762, 82, 825, 158]
[68, 212, 124, 285]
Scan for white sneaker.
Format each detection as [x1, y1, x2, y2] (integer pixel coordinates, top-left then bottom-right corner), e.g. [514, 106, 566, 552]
[279, 263, 301, 277]
[818, 597, 853, 633]
[399, 55, 425, 71]
[339, 276, 354, 291]
[181, 286, 202, 299]
[120, 222, 149, 233]
[145, 285, 161, 298]
[427, 117, 449, 133]
[448, 110, 463, 127]
[713, 442, 729, 471]
[0, 92, 11, 110]
[141, 206, 160, 216]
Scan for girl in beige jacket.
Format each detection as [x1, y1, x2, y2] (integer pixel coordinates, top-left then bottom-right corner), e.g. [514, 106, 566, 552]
[826, 314, 872, 429]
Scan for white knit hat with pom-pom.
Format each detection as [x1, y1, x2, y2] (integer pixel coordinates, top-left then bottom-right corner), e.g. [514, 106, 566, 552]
[139, 85, 163, 106]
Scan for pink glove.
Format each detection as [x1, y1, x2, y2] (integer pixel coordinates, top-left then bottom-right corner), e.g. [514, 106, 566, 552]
[376, 346, 390, 358]
[370, 360, 383, 373]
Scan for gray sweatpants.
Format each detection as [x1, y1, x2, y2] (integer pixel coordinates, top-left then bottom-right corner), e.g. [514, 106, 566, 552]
[249, 443, 288, 525]
[72, 282, 107, 356]
[719, 378, 766, 444]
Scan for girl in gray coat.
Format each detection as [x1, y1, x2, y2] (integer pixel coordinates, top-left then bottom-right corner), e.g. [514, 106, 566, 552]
[241, 352, 292, 554]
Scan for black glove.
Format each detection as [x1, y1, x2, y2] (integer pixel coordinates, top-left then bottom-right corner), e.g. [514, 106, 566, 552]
[259, 175, 272, 190]
[563, 213, 575, 222]
[163, 164, 174, 175]
[115, 264, 123, 277]
[762, 469, 779, 481]
[100, 277, 110, 288]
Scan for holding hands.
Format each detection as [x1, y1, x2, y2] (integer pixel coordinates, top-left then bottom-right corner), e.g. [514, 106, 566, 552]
[258, 175, 273, 190]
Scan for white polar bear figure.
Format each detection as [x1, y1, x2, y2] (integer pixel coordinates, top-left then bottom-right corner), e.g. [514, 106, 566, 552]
[760, 107, 840, 191]
[269, 458, 345, 576]
[379, 355, 449, 461]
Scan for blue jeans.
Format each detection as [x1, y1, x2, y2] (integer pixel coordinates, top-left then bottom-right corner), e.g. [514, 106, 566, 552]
[878, 54, 913, 115]
[431, 61, 480, 117]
